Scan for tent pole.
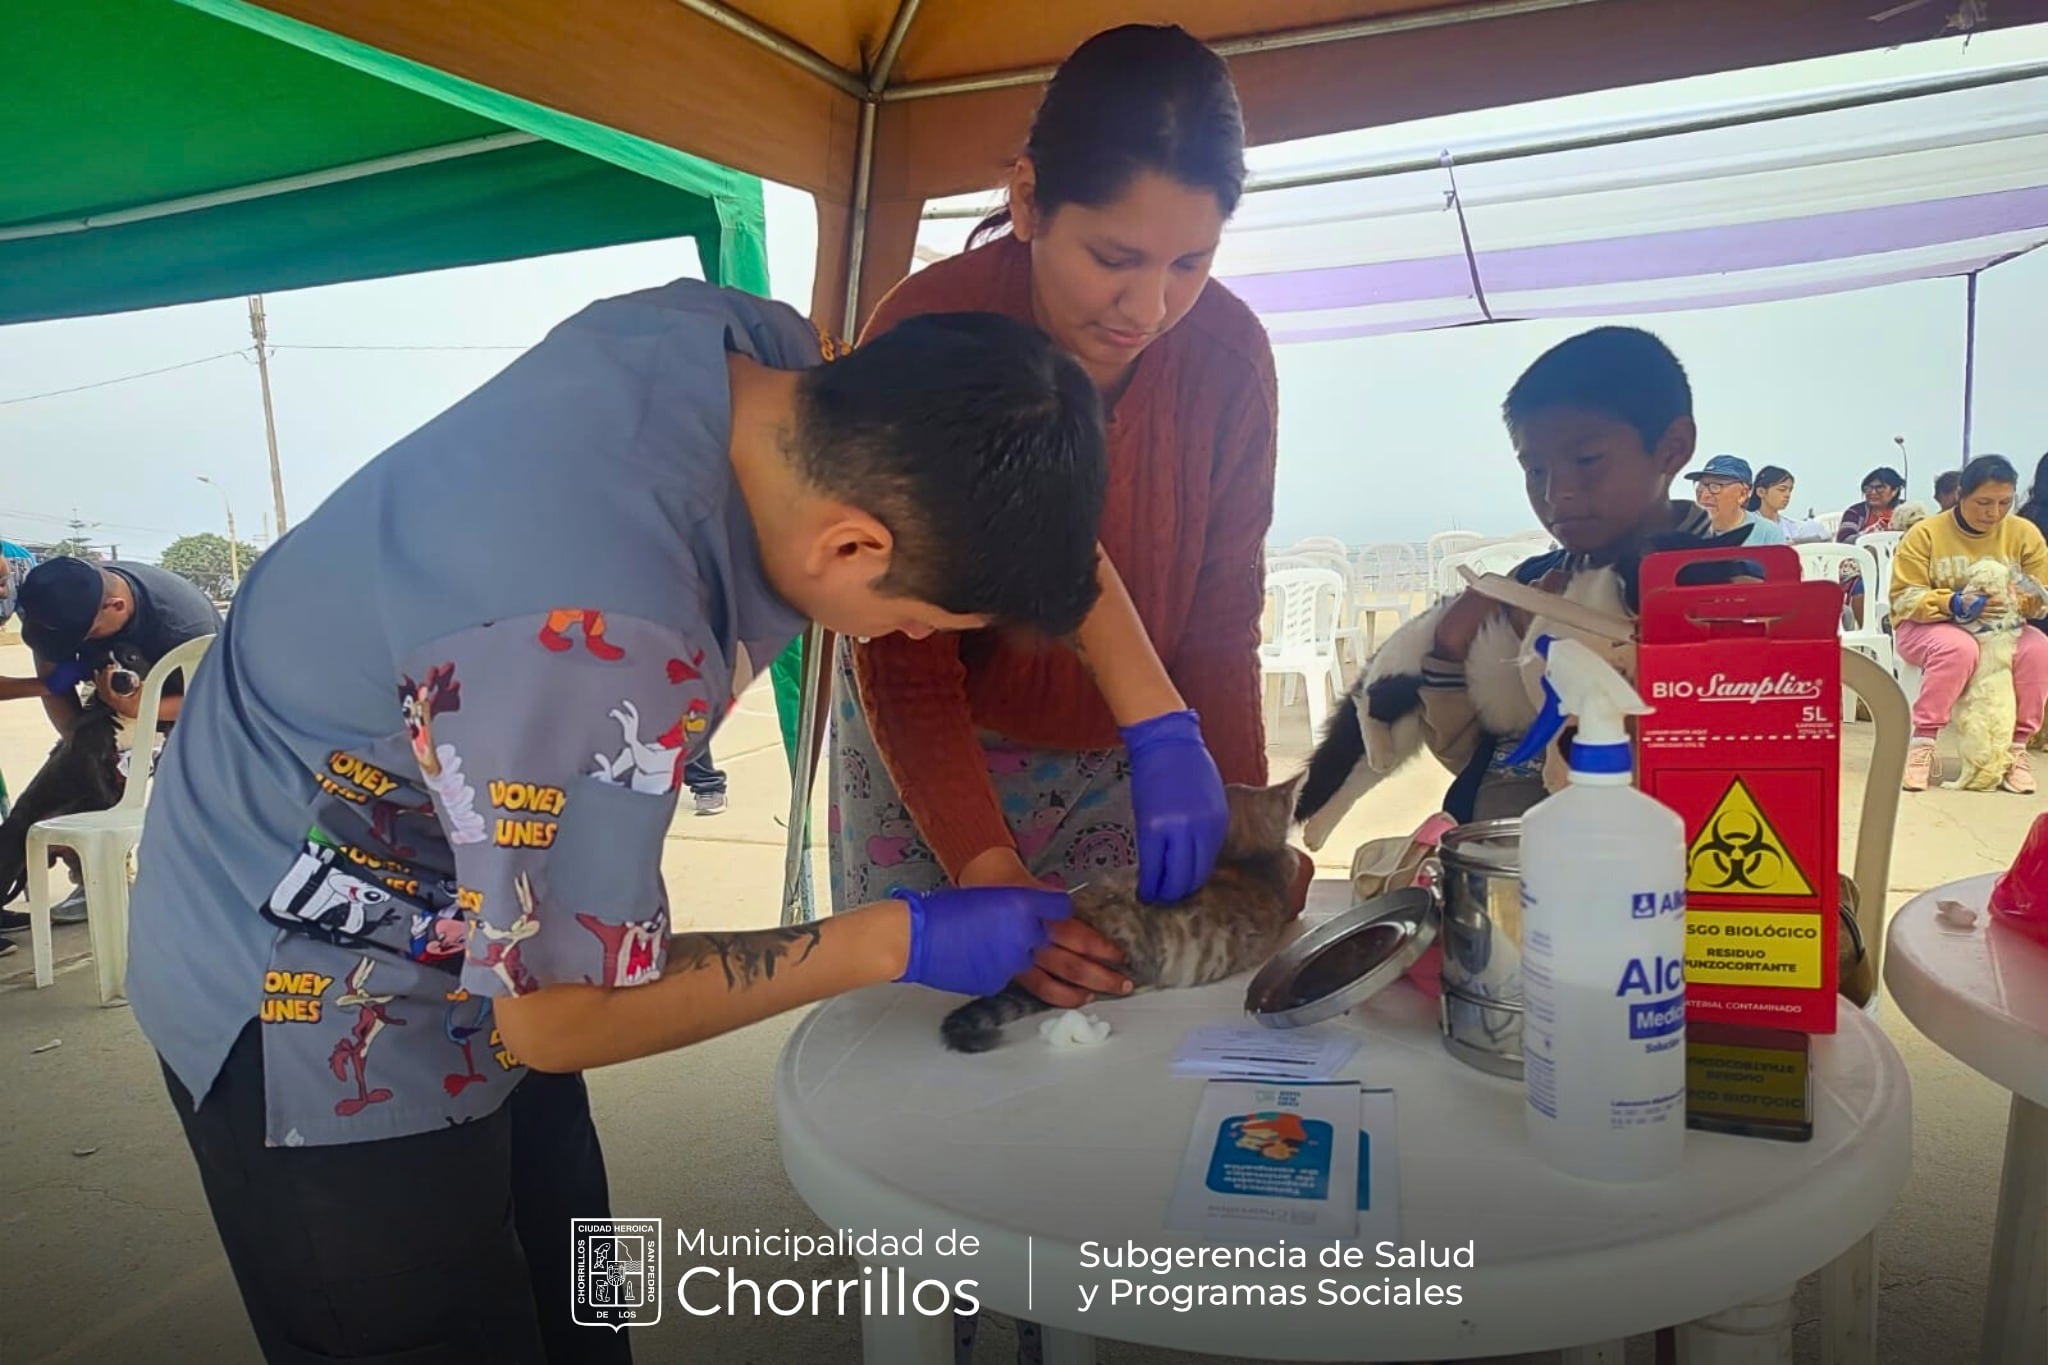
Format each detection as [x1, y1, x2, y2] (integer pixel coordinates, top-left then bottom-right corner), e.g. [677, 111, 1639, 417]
[777, 106, 871, 925]
[0, 132, 540, 243]
[666, 0, 865, 97]
[1962, 270, 1980, 464]
[780, 0, 922, 925]
[780, 106, 868, 924]
[920, 56, 2048, 219]
[884, 0, 1606, 101]
[1439, 153, 1494, 322]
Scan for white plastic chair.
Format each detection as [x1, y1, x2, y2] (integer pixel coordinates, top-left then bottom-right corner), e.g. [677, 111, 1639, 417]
[1350, 542, 1418, 657]
[1283, 536, 1352, 559]
[1794, 543, 1893, 715]
[1288, 547, 1355, 583]
[1817, 512, 1844, 538]
[1259, 567, 1346, 734]
[1857, 530, 1928, 702]
[1425, 531, 1486, 601]
[1857, 532, 1904, 633]
[27, 634, 214, 1001]
[1436, 539, 1553, 600]
[1282, 548, 1366, 669]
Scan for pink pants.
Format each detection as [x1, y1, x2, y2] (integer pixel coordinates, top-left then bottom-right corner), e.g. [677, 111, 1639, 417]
[1894, 619, 2048, 741]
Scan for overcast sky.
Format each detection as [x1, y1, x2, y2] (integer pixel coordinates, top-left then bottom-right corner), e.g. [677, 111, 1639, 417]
[4, 25, 2045, 560]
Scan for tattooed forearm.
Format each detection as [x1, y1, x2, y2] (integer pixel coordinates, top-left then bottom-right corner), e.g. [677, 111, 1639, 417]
[670, 924, 824, 990]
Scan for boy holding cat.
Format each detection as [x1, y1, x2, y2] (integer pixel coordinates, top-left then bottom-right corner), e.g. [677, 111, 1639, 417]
[1301, 326, 1739, 836]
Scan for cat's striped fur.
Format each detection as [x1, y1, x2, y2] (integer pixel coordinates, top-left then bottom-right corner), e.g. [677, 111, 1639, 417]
[940, 781, 1304, 1052]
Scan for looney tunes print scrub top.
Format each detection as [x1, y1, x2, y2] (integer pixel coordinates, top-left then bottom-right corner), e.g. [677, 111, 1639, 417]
[126, 281, 818, 1147]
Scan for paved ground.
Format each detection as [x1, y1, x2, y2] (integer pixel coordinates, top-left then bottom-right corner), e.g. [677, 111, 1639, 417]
[0, 625, 2034, 1364]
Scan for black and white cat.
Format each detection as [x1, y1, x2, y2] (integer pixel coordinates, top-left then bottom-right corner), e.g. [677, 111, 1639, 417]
[1294, 521, 1753, 849]
[1293, 563, 1627, 848]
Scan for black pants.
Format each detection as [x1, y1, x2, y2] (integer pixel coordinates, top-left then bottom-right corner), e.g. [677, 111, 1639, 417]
[164, 1021, 630, 1365]
[683, 749, 725, 796]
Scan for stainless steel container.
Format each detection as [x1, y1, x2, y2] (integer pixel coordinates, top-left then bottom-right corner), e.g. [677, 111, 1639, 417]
[1434, 819, 1525, 1079]
[1245, 820, 1528, 1080]
[1244, 889, 1437, 1029]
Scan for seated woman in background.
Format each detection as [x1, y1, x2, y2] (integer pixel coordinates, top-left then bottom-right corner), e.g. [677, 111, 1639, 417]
[1837, 465, 1906, 541]
[1747, 465, 1830, 543]
[1892, 454, 2048, 793]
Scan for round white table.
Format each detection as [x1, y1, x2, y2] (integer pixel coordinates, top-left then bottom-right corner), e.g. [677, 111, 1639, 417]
[777, 885, 1913, 1364]
[1884, 873, 2048, 1362]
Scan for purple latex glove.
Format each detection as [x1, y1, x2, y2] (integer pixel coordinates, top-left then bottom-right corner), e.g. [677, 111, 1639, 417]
[1121, 708, 1229, 904]
[44, 658, 90, 694]
[894, 885, 1074, 996]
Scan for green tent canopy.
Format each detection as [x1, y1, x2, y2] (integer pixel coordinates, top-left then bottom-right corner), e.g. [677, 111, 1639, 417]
[0, 0, 768, 323]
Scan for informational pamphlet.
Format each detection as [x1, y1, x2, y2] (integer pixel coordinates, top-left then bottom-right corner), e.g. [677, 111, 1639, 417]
[1169, 1023, 1362, 1082]
[1167, 1081, 1361, 1240]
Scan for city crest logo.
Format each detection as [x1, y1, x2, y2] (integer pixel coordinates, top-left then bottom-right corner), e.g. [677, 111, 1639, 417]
[571, 1218, 663, 1330]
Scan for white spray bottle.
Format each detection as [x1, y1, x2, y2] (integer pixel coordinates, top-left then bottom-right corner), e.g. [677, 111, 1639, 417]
[1514, 635, 1689, 1182]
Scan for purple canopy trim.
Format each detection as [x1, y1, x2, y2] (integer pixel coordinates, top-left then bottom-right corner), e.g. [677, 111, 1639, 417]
[1226, 183, 2048, 316]
[1257, 244, 2044, 346]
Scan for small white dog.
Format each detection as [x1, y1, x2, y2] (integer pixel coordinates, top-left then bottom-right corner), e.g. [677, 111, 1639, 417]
[1949, 558, 2024, 791]
[1890, 501, 1932, 534]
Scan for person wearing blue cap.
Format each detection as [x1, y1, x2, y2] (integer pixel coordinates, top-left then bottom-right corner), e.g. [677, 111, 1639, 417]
[0, 555, 221, 934]
[1685, 454, 1789, 546]
[0, 555, 221, 734]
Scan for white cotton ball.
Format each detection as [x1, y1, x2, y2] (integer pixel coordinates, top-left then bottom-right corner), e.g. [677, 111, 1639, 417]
[1039, 1009, 1112, 1048]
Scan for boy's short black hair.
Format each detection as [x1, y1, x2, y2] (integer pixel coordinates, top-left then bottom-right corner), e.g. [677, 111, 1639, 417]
[791, 312, 1106, 636]
[1501, 326, 1692, 452]
[1934, 470, 1962, 499]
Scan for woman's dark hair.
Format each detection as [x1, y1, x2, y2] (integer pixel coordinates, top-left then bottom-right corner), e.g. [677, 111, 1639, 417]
[1959, 453, 2020, 497]
[970, 25, 1246, 247]
[1746, 465, 1793, 512]
[1861, 466, 1906, 504]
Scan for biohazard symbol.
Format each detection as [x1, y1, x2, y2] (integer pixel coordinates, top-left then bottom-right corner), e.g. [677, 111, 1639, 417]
[1685, 778, 1813, 897]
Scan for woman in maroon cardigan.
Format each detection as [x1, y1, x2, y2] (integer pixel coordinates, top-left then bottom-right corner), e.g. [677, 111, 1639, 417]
[829, 25, 1285, 1007]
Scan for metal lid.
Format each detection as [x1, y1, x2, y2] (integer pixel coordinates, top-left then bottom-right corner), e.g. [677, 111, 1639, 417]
[1245, 887, 1438, 1030]
[1438, 818, 1521, 876]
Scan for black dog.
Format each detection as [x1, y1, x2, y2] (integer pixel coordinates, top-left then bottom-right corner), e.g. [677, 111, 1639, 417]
[0, 645, 151, 908]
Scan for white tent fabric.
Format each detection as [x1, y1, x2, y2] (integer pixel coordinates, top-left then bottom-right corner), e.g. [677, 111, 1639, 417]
[1215, 64, 2048, 343]
[918, 59, 2048, 345]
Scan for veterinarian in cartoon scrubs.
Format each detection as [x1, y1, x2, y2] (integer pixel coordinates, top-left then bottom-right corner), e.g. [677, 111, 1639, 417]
[1891, 453, 2048, 794]
[123, 284, 1107, 1362]
[833, 27, 1279, 1012]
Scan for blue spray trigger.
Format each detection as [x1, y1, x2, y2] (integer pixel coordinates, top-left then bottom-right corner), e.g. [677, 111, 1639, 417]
[1504, 635, 1564, 767]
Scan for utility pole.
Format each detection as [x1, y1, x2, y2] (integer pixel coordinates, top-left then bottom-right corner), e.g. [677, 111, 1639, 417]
[249, 295, 289, 536]
[199, 476, 240, 590]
